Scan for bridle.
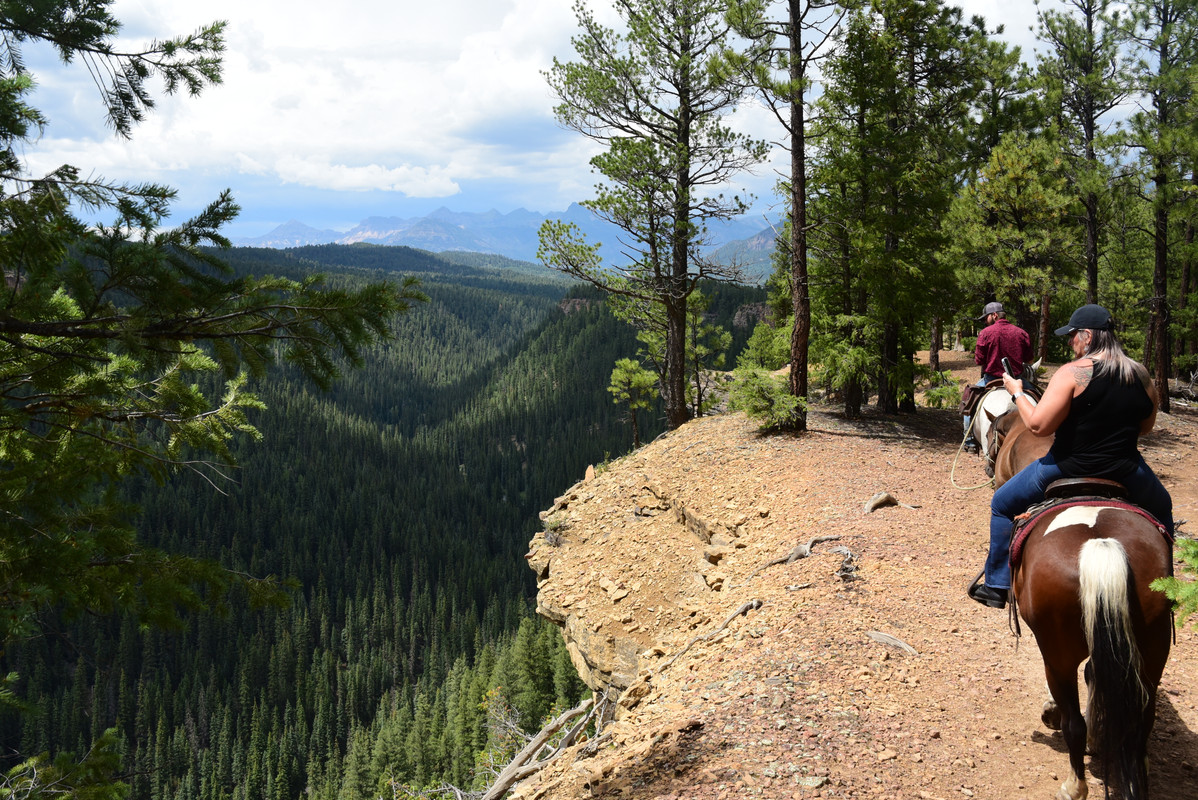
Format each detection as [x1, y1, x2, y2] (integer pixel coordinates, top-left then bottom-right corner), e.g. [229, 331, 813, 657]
[984, 409, 1016, 479]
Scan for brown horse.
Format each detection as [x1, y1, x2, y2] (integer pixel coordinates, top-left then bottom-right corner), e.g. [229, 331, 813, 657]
[984, 407, 1050, 486]
[988, 411, 1173, 799]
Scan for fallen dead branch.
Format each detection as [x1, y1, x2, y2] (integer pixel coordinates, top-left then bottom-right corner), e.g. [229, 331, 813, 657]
[479, 697, 595, 800]
[661, 598, 764, 671]
[866, 630, 918, 655]
[733, 534, 841, 588]
[832, 545, 858, 581]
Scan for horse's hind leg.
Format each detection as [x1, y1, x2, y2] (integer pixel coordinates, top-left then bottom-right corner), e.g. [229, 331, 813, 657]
[1044, 666, 1088, 800]
[1041, 679, 1062, 730]
[1042, 697, 1062, 730]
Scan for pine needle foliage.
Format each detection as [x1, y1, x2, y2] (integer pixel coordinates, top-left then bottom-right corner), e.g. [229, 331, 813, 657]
[0, 5, 424, 798]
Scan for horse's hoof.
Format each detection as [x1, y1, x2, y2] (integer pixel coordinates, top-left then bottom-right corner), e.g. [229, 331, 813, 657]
[1056, 775, 1088, 800]
[1042, 700, 1062, 731]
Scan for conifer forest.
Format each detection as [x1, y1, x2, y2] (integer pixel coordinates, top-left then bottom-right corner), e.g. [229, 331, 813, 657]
[0, 242, 762, 799]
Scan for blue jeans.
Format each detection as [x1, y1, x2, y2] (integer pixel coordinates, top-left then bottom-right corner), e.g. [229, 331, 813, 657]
[986, 453, 1174, 589]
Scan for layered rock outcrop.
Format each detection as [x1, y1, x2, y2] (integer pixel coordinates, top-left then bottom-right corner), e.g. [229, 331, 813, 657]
[527, 417, 776, 697]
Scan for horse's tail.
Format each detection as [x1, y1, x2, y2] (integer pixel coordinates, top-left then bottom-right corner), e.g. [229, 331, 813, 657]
[1078, 537, 1150, 799]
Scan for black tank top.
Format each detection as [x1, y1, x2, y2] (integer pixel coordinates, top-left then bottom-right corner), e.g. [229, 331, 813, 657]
[1050, 367, 1152, 478]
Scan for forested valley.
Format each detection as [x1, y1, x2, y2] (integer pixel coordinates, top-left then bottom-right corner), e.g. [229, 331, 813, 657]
[0, 244, 764, 800]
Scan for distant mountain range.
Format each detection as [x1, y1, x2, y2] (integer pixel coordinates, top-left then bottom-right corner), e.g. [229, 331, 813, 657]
[235, 205, 779, 283]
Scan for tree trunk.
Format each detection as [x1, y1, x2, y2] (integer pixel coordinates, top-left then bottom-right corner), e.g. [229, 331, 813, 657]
[1153, 196, 1171, 413]
[664, 295, 691, 429]
[929, 318, 941, 373]
[786, 0, 810, 432]
[666, 30, 694, 432]
[878, 321, 900, 414]
[899, 335, 916, 413]
[1176, 170, 1195, 369]
[1084, 191, 1099, 304]
[1038, 294, 1052, 364]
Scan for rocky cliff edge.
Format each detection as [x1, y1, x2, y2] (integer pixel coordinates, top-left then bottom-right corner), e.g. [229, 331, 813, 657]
[514, 407, 1198, 800]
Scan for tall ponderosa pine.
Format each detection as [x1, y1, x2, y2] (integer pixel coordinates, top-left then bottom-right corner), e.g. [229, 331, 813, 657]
[725, 0, 846, 432]
[538, 0, 767, 430]
[1122, 0, 1198, 413]
[1037, 0, 1130, 304]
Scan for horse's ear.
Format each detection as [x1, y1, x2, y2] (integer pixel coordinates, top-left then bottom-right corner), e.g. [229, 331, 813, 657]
[985, 409, 997, 422]
[1032, 358, 1043, 370]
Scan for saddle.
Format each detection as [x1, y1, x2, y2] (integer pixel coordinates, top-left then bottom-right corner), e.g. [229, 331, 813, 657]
[1009, 478, 1171, 570]
[958, 380, 1043, 417]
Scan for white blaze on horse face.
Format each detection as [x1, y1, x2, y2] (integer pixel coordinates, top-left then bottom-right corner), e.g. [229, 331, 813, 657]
[1044, 506, 1104, 535]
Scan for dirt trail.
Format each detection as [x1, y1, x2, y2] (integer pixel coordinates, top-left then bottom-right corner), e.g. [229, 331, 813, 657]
[517, 351, 1198, 800]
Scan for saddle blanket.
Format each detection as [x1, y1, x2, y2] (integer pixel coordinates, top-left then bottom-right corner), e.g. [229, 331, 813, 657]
[1009, 498, 1171, 570]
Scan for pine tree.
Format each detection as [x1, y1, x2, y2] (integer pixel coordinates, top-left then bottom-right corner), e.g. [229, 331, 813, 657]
[725, 0, 848, 430]
[539, 0, 767, 430]
[608, 358, 659, 448]
[811, 0, 988, 413]
[1037, 0, 1130, 303]
[1120, 0, 1198, 411]
[947, 132, 1081, 359]
[0, 5, 424, 797]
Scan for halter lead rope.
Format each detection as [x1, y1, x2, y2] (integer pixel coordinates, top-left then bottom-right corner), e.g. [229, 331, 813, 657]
[950, 429, 995, 491]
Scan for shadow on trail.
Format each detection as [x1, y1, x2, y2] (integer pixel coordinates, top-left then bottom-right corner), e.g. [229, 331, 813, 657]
[1027, 691, 1197, 798]
[804, 407, 964, 447]
[1146, 691, 1198, 799]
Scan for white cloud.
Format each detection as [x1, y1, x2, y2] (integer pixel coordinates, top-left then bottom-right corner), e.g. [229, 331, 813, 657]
[21, 0, 1055, 227]
[50, 0, 582, 198]
[274, 156, 461, 195]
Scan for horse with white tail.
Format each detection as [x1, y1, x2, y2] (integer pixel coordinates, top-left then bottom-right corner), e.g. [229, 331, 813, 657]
[975, 303, 1176, 800]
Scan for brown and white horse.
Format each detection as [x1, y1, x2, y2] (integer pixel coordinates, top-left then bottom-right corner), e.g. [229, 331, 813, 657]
[989, 412, 1173, 800]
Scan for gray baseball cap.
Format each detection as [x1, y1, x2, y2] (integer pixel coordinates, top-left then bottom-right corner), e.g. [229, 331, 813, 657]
[976, 301, 1003, 320]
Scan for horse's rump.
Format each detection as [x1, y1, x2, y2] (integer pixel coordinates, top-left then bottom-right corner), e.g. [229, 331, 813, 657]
[1010, 498, 1171, 572]
[1014, 504, 1173, 644]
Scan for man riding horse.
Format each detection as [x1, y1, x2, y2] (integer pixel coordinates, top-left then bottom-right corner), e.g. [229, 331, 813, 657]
[968, 304, 1175, 609]
[963, 301, 1032, 454]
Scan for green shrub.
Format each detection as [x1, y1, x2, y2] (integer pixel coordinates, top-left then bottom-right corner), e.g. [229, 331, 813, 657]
[923, 381, 962, 409]
[919, 368, 962, 409]
[727, 368, 802, 430]
[737, 319, 791, 370]
[1152, 535, 1198, 629]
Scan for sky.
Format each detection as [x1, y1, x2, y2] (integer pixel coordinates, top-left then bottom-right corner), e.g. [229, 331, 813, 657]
[22, 0, 1045, 239]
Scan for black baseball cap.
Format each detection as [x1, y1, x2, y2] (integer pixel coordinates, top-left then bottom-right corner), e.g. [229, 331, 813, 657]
[1054, 304, 1113, 336]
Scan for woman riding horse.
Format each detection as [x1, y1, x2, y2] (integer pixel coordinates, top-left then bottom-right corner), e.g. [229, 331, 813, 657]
[968, 304, 1175, 609]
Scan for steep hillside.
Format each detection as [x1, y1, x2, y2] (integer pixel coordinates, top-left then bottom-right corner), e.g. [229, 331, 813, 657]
[519, 354, 1198, 800]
